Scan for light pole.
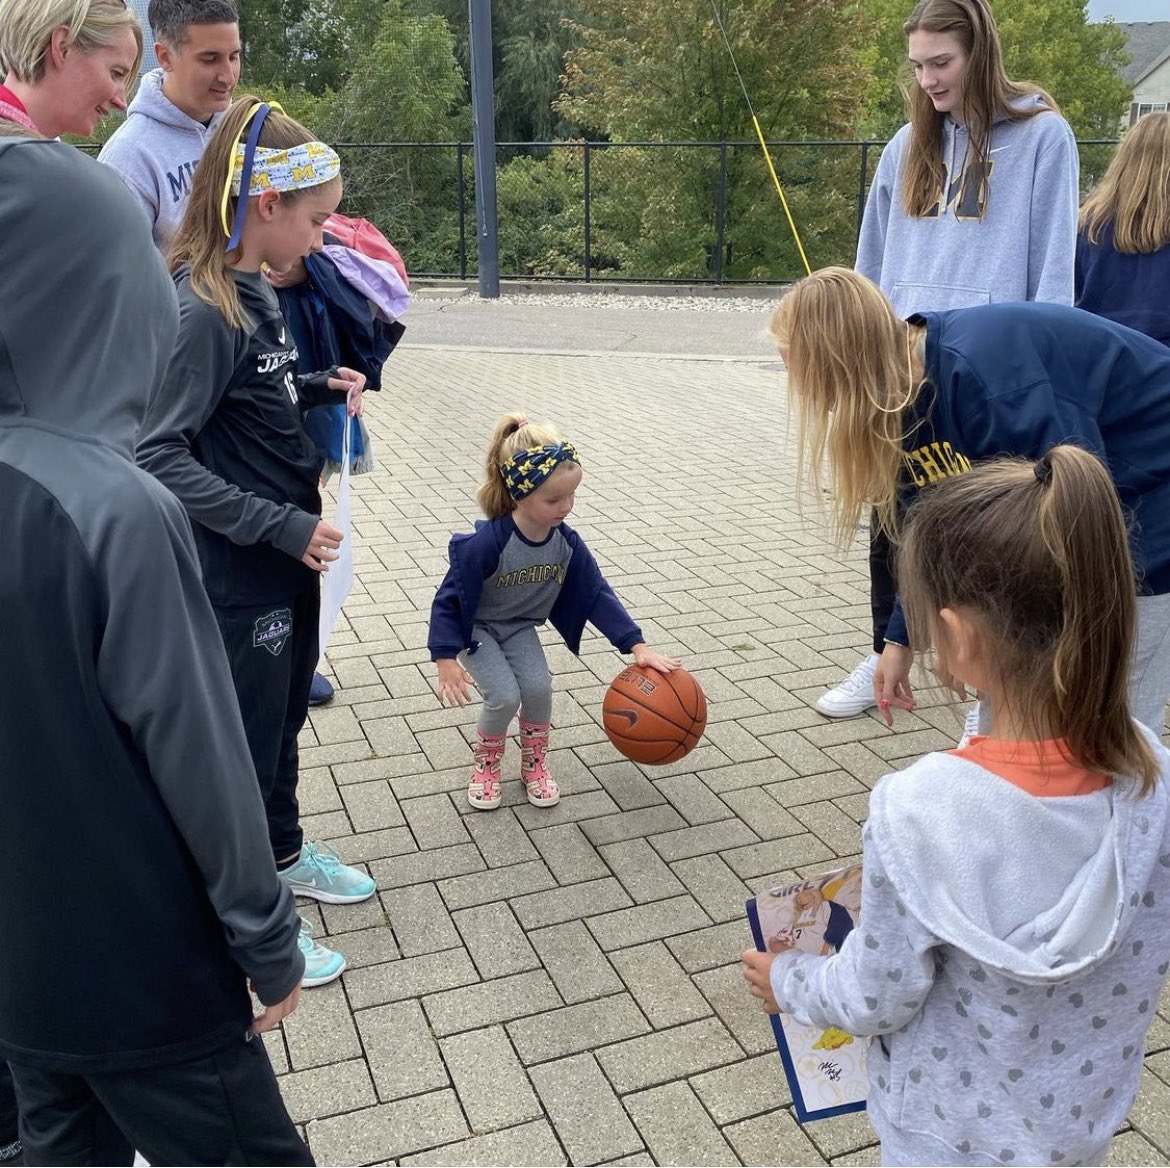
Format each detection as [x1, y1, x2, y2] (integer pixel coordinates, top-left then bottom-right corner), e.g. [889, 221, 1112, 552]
[468, 0, 499, 298]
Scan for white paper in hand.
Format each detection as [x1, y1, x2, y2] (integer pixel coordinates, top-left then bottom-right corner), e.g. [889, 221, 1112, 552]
[318, 408, 355, 660]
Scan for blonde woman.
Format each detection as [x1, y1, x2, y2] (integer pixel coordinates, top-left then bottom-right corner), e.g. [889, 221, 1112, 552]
[1077, 111, 1170, 347]
[771, 266, 1170, 733]
[0, 0, 141, 136]
[820, 0, 1078, 721]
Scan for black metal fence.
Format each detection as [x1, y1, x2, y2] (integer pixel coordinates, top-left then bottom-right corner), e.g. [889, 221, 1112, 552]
[84, 137, 1119, 284]
[331, 137, 1119, 284]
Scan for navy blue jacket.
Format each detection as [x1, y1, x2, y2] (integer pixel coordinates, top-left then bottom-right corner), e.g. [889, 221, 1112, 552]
[886, 302, 1170, 646]
[275, 247, 403, 392]
[428, 514, 643, 660]
[1075, 224, 1170, 348]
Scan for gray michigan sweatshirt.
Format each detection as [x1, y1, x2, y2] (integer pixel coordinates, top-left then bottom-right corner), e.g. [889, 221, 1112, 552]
[770, 730, 1170, 1166]
[856, 96, 1078, 314]
[98, 68, 226, 251]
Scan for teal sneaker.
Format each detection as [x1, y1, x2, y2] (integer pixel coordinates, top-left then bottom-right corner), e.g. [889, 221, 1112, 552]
[298, 917, 347, 987]
[279, 840, 376, 904]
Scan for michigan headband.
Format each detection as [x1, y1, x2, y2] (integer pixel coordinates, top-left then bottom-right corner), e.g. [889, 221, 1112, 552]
[220, 101, 341, 252]
[501, 442, 581, 500]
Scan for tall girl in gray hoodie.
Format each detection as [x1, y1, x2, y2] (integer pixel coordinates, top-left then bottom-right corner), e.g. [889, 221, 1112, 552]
[815, 0, 1078, 725]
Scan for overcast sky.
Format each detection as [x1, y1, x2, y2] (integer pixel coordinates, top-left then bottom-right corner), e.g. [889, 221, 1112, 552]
[1088, 0, 1167, 21]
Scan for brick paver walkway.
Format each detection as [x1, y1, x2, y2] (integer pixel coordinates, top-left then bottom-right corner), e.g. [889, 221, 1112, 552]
[276, 346, 1170, 1166]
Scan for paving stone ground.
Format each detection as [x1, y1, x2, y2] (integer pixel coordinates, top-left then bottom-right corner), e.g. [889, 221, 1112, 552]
[276, 339, 1170, 1166]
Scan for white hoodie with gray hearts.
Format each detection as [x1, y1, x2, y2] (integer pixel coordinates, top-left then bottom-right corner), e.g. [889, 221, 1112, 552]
[770, 728, 1170, 1167]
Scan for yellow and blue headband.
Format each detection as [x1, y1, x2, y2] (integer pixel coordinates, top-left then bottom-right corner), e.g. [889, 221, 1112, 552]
[501, 442, 581, 501]
[220, 101, 341, 252]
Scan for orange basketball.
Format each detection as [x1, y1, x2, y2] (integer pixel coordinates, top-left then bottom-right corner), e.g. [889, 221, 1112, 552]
[603, 665, 707, 765]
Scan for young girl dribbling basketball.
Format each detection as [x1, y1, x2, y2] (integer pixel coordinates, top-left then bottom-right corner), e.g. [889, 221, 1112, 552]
[744, 446, 1170, 1167]
[138, 96, 374, 986]
[428, 413, 680, 810]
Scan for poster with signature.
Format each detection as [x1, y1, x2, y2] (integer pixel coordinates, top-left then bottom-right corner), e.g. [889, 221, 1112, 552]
[745, 864, 867, 1123]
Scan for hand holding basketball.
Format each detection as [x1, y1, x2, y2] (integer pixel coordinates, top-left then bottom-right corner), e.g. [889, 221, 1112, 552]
[632, 642, 683, 673]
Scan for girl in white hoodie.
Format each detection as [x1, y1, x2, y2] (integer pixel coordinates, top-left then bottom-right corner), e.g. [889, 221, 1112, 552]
[745, 445, 1170, 1166]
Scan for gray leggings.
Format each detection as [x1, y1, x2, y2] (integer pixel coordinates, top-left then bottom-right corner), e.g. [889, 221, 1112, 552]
[461, 624, 553, 736]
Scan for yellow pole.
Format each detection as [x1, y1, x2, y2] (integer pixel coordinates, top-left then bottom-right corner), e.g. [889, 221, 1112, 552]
[751, 114, 812, 276]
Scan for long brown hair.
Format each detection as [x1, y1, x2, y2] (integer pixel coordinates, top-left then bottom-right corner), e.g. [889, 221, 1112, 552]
[476, 412, 569, 518]
[899, 446, 1156, 792]
[900, 0, 1056, 219]
[1080, 112, 1170, 255]
[167, 96, 335, 330]
[769, 266, 922, 545]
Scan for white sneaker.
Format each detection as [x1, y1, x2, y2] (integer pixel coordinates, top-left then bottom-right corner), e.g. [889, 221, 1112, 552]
[957, 702, 983, 748]
[816, 654, 880, 718]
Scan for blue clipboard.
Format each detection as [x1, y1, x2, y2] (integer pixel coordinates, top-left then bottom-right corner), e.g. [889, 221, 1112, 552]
[746, 879, 869, 1124]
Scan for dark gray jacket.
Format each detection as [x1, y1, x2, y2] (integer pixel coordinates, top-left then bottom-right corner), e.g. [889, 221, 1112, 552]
[0, 137, 302, 1071]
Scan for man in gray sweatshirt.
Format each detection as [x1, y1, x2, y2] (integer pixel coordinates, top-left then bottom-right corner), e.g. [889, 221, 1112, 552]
[99, 0, 240, 251]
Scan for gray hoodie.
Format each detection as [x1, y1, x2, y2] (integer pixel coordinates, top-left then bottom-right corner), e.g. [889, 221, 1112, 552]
[0, 137, 302, 1068]
[770, 730, 1170, 1166]
[856, 96, 1078, 314]
[98, 67, 226, 251]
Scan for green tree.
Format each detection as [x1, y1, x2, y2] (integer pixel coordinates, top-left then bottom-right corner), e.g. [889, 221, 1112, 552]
[247, 1, 470, 272]
[549, 0, 875, 278]
[558, 0, 873, 142]
[239, 0, 384, 95]
[408, 0, 580, 140]
[857, 0, 1130, 139]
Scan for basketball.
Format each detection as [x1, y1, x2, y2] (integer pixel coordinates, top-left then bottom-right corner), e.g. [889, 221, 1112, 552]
[602, 665, 707, 765]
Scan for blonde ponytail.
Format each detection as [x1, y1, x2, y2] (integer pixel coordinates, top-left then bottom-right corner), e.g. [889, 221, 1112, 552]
[475, 413, 567, 518]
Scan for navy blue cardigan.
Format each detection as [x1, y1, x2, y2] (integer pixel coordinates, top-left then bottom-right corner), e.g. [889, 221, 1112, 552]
[886, 302, 1170, 646]
[428, 514, 643, 660]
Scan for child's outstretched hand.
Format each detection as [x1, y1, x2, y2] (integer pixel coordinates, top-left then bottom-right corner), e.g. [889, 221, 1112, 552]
[632, 643, 683, 673]
[742, 948, 782, 1015]
[436, 659, 477, 707]
[328, 366, 366, 417]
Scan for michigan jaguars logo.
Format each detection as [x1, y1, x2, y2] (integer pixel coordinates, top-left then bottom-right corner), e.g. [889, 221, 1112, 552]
[253, 608, 293, 656]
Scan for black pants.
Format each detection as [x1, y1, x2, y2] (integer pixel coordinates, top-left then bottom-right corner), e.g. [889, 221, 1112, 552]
[214, 589, 318, 863]
[9, 1033, 312, 1166]
[869, 510, 897, 654]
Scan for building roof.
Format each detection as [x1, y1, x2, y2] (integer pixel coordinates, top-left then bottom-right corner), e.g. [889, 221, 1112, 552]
[1116, 21, 1170, 86]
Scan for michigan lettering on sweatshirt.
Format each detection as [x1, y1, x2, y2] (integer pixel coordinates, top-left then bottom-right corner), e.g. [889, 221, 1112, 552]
[496, 563, 567, 588]
[882, 301, 1170, 648]
[904, 439, 972, 486]
[473, 527, 573, 632]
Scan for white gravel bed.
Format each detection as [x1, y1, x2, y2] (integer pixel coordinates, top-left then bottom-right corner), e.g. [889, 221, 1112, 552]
[427, 291, 780, 313]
